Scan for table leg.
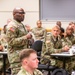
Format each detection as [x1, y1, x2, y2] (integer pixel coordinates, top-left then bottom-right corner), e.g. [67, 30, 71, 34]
[63, 57, 66, 69]
[3, 54, 7, 75]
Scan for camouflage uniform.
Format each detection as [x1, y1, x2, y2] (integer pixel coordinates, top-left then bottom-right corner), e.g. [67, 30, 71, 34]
[32, 27, 46, 42]
[41, 34, 63, 66]
[17, 67, 43, 75]
[0, 30, 10, 73]
[0, 33, 4, 75]
[1, 30, 8, 51]
[62, 34, 75, 72]
[41, 34, 75, 72]
[0, 42, 3, 73]
[6, 20, 29, 75]
[62, 34, 75, 47]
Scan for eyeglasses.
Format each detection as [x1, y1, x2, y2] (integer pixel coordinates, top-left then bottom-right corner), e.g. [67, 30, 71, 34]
[16, 12, 25, 14]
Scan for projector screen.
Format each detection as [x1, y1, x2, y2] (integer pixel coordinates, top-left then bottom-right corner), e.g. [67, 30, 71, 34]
[40, 0, 75, 21]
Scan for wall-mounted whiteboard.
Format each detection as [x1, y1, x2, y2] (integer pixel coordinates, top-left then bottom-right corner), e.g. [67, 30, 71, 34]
[40, 0, 75, 21]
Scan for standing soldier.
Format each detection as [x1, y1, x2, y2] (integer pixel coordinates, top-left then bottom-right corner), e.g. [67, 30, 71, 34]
[6, 7, 32, 75]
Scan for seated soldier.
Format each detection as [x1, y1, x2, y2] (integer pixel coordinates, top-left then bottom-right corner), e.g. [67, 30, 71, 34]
[62, 25, 75, 72]
[0, 42, 3, 75]
[32, 20, 46, 42]
[40, 25, 74, 73]
[63, 25, 75, 47]
[0, 25, 10, 74]
[17, 49, 43, 75]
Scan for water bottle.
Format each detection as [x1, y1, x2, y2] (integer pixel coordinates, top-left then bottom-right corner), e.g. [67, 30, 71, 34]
[71, 71, 75, 75]
[69, 48, 73, 55]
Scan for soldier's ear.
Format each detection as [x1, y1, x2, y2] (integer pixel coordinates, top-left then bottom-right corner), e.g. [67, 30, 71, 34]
[13, 12, 17, 16]
[22, 59, 28, 65]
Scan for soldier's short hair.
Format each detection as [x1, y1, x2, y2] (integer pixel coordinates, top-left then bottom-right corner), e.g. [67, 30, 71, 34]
[19, 48, 37, 62]
[52, 25, 60, 30]
[69, 22, 73, 26]
[56, 21, 61, 26]
[37, 20, 42, 24]
[66, 25, 73, 30]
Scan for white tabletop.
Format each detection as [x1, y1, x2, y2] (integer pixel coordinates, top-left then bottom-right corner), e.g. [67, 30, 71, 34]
[51, 52, 75, 57]
[0, 51, 7, 55]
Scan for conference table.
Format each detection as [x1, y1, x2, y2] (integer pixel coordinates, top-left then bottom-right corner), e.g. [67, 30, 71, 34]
[0, 51, 7, 75]
[51, 52, 75, 69]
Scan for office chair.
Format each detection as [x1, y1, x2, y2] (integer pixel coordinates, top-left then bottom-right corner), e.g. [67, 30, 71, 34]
[52, 68, 69, 75]
[31, 40, 57, 75]
[31, 40, 43, 56]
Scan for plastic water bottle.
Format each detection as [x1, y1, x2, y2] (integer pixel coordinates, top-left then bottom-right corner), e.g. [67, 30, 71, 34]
[71, 71, 75, 75]
[69, 48, 73, 55]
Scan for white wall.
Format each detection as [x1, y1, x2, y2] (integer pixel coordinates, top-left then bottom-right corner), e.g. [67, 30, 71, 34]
[42, 21, 70, 30]
[0, 0, 73, 29]
[0, 0, 39, 28]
